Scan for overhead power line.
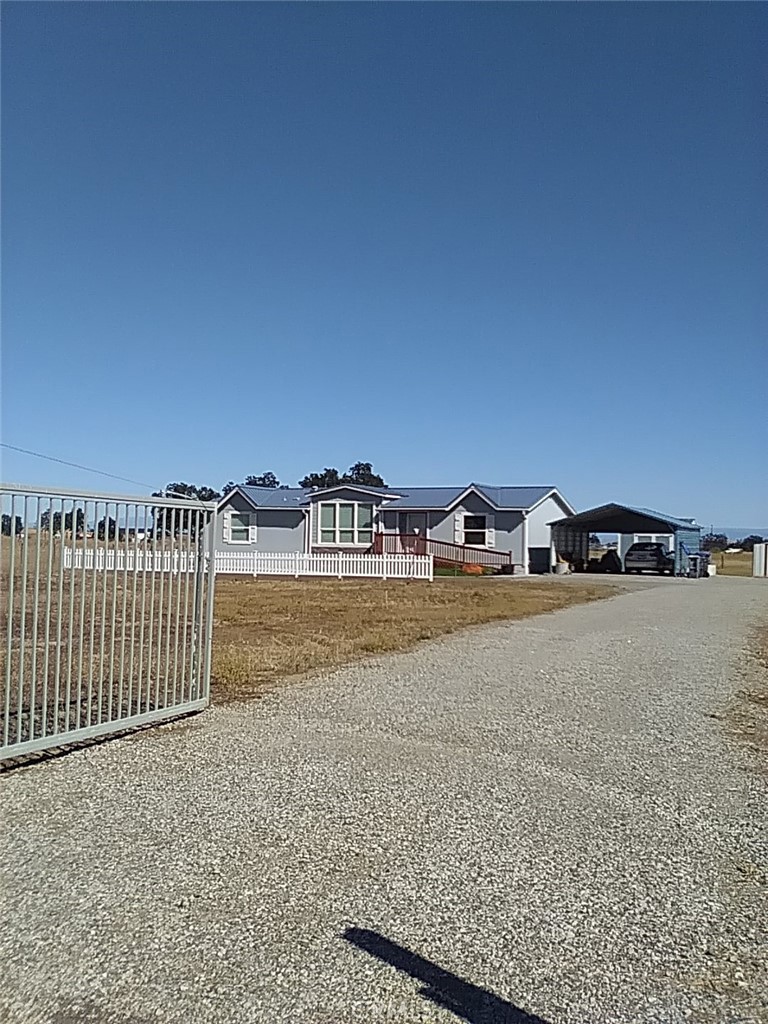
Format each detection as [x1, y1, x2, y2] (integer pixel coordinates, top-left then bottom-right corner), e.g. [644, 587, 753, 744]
[0, 442, 217, 505]
[1, 442, 155, 490]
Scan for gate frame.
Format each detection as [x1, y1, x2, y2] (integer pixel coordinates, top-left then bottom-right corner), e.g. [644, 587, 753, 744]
[1, 482, 217, 760]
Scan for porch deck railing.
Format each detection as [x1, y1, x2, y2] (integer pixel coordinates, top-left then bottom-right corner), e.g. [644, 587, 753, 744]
[372, 533, 518, 570]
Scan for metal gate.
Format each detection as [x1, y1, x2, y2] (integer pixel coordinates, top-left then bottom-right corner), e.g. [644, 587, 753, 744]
[0, 483, 217, 759]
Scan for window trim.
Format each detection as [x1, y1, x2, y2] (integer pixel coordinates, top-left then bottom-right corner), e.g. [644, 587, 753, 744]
[315, 500, 376, 547]
[458, 511, 496, 549]
[226, 510, 257, 545]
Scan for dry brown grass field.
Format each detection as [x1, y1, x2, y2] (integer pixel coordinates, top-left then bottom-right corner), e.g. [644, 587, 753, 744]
[714, 550, 755, 576]
[211, 575, 614, 701]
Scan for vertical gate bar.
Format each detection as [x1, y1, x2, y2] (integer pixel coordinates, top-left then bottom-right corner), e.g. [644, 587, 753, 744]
[201, 510, 216, 703]
[65, 500, 77, 733]
[136, 505, 150, 715]
[154, 503, 167, 710]
[196, 507, 208, 700]
[128, 505, 141, 720]
[180, 508, 193, 704]
[0, 496, 4, 741]
[172, 507, 185, 706]
[125, 503, 139, 718]
[41, 498, 55, 738]
[16, 496, 30, 743]
[190, 507, 202, 700]
[145, 508, 158, 713]
[163, 507, 176, 709]
[29, 496, 43, 742]
[86, 500, 100, 726]
[76, 500, 88, 728]
[0, 495, 3, 735]
[53, 499, 66, 736]
[3, 494, 17, 749]
[117, 501, 130, 719]
[107, 502, 119, 722]
[97, 501, 109, 724]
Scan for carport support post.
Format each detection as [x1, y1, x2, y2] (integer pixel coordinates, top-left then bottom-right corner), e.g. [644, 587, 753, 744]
[521, 513, 529, 575]
[550, 536, 557, 573]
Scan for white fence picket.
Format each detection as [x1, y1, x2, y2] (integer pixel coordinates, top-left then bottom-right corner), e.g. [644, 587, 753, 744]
[64, 548, 433, 581]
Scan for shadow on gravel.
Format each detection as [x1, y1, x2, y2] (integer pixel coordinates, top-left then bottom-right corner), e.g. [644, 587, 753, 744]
[343, 927, 550, 1023]
[50, 1000, 156, 1024]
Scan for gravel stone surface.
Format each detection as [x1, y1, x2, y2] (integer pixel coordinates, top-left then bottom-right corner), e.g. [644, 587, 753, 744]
[2, 576, 767, 1024]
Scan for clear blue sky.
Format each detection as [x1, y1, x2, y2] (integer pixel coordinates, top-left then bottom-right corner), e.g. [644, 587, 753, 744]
[2, 3, 766, 525]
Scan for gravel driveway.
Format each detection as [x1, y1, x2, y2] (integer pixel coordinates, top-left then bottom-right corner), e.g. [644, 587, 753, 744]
[2, 577, 767, 1024]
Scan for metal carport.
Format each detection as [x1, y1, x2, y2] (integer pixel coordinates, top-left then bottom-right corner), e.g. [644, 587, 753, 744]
[548, 503, 702, 576]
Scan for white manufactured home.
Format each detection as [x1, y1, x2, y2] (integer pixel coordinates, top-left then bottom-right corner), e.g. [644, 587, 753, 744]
[216, 483, 575, 574]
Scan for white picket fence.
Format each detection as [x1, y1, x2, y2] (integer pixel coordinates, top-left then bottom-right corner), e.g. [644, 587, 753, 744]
[64, 548, 433, 581]
[64, 547, 198, 573]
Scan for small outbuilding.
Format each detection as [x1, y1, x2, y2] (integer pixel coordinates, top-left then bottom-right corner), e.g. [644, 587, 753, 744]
[548, 503, 702, 576]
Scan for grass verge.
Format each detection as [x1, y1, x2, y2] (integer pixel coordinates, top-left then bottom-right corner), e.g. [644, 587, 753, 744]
[681, 625, 768, 1022]
[727, 624, 768, 768]
[211, 576, 615, 702]
[714, 551, 754, 577]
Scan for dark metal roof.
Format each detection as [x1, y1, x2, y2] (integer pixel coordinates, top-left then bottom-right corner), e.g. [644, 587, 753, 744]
[548, 502, 700, 533]
[355, 484, 557, 510]
[237, 486, 309, 508]
[471, 485, 557, 510]
[229, 483, 560, 512]
[379, 487, 466, 509]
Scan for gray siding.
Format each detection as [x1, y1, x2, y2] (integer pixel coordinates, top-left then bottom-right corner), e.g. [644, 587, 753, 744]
[218, 493, 306, 553]
[427, 500, 525, 561]
[381, 509, 399, 533]
[376, 492, 577, 568]
[493, 511, 525, 561]
[526, 494, 569, 548]
[381, 497, 525, 560]
[254, 509, 306, 553]
[525, 494, 570, 572]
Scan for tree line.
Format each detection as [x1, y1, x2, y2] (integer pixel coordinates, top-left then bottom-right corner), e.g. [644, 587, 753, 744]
[701, 533, 764, 552]
[157, 461, 387, 505]
[1, 464, 388, 541]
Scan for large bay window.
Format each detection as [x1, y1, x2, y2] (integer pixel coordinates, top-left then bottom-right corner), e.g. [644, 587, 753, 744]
[319, 502, 374, 545]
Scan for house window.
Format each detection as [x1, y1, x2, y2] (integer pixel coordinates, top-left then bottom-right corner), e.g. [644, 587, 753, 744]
[318, 503, 374, 545]
[228, 511, 256, 544]
[464, 515, 487, 546]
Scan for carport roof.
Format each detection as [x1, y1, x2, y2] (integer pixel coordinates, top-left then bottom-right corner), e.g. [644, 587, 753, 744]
[548, 502, 699, 534]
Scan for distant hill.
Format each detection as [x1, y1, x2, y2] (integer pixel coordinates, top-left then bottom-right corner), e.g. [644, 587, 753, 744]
[712, 527, 768, 541]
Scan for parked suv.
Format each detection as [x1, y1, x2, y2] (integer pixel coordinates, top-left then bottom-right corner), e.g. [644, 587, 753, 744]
[624, 542, 675, 575]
